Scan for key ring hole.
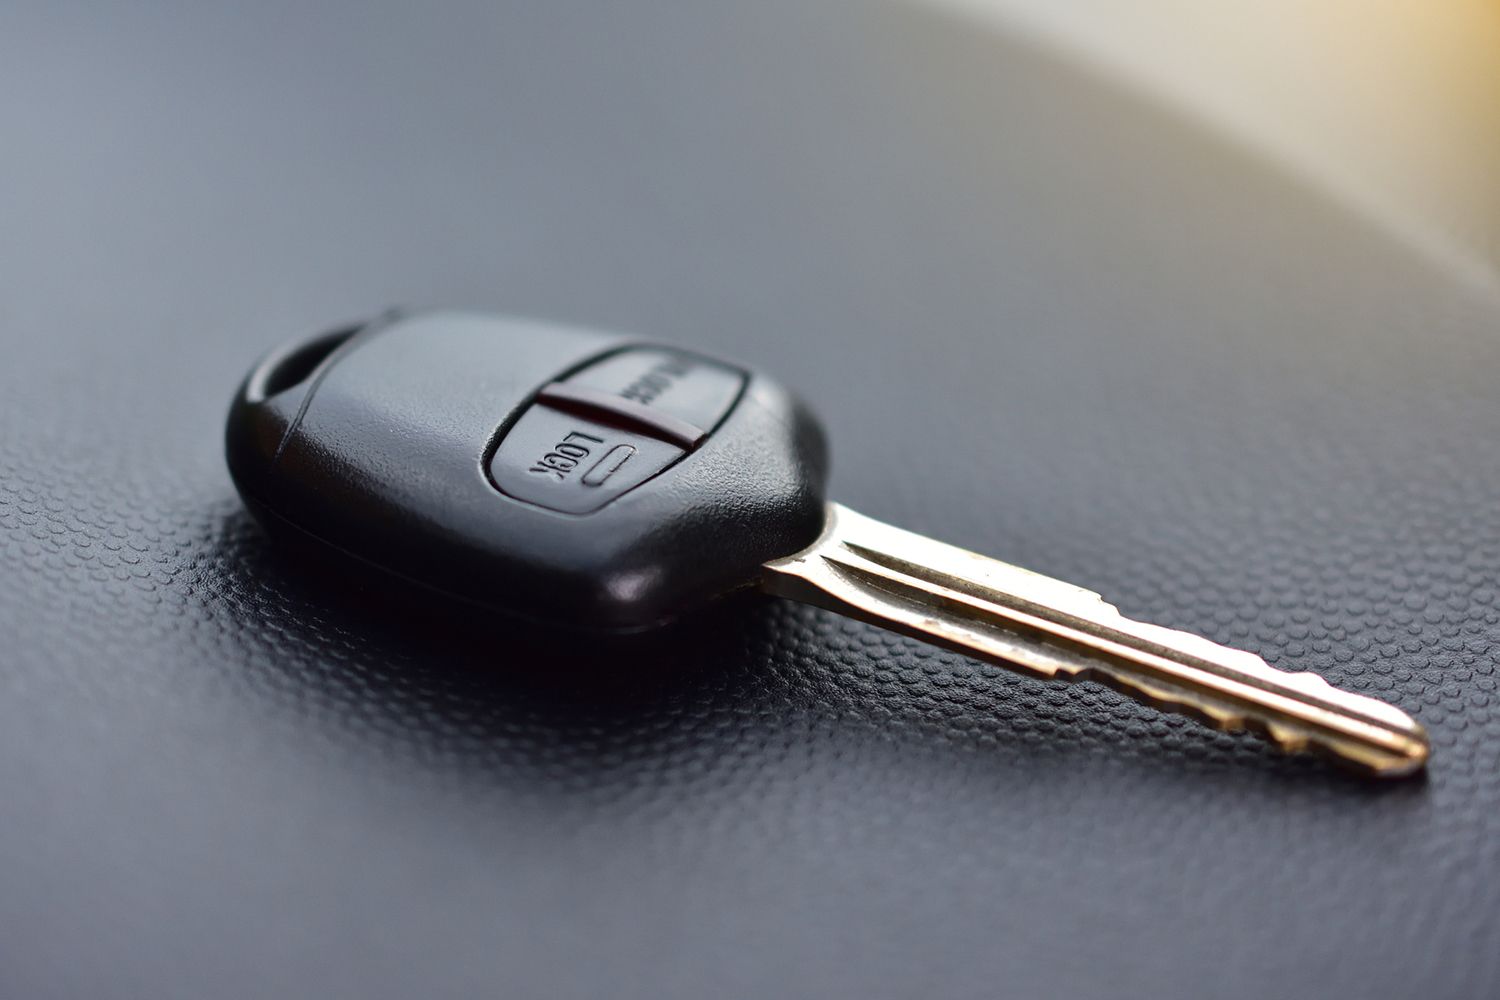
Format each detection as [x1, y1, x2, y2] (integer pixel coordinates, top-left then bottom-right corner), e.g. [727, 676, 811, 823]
[245, 324, 362, 403]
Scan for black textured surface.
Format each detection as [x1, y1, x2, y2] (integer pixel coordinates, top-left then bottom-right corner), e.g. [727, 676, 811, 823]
[227, 311, 827, 627]
[2, 3, 1498, 999]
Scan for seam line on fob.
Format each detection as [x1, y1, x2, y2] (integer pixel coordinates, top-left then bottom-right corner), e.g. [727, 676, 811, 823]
[271, 309, 406, 464]
[534, 382, 706, 449]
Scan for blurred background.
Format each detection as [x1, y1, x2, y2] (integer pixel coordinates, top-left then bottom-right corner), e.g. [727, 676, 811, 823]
[939, 0, 1500, 291]
[6, 0, 1498, 328]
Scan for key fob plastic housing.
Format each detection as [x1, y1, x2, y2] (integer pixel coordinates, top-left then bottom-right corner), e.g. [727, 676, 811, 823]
[226, 311, 829, 630]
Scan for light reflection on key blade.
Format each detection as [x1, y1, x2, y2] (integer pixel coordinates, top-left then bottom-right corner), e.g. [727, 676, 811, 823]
[762, 504, 1430, 777]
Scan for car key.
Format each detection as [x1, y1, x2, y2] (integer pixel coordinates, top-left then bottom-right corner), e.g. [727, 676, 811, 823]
[227, 311, 1429, 777]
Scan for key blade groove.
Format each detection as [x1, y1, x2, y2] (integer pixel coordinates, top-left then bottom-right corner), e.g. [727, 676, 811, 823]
[832, 540, 1407, 734]
[763, 505, 1429, 777]
[819, 551, 1412, 758]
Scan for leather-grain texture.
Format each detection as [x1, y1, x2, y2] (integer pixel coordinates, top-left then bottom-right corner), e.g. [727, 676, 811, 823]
[2, 3, 1497, 998]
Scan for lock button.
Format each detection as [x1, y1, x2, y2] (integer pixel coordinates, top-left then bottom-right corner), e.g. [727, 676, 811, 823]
[489, 406, 684, 515]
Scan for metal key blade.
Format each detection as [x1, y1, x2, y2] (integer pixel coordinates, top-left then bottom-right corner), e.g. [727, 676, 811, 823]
[762, 505, 1429, 777]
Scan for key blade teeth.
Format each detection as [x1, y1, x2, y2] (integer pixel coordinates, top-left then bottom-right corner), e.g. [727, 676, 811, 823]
[1081, 658, 1429, 775]
[1263, 722, 1310, 756]
[763, 504, 1430, 778]
[1072, 665, 1249, 733]
[1077, 661, 1427, 774]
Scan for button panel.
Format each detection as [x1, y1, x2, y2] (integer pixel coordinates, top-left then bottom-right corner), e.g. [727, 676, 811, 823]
[488, 347, 746, 514]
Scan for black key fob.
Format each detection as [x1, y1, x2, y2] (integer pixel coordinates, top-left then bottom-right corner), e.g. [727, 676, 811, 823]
[226, 311, 829, 630]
